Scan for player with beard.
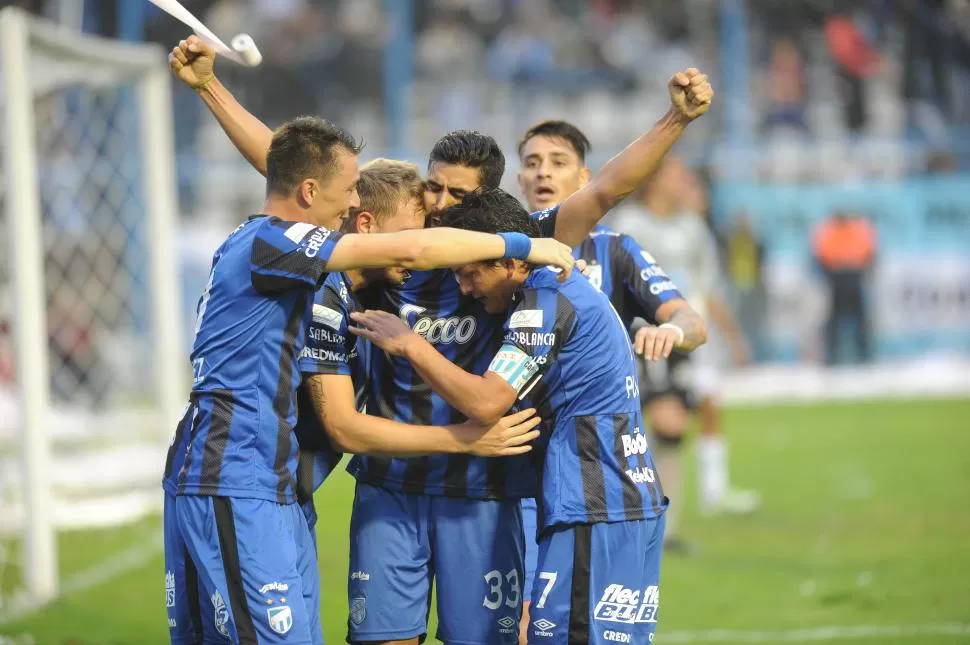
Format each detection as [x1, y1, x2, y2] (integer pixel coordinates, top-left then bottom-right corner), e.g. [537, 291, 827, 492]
[514, 120, 707, 641]
[171, 34, 712, 644]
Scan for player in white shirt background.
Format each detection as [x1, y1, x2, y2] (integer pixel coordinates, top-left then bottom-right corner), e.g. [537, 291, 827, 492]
[610, 156, 760, 550]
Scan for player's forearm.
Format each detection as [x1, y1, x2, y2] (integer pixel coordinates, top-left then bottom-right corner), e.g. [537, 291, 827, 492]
[555, 108, 688, 247]
[404, 228, 507, 270]
[402, 336, 507, 424]
[304, 374, 465, 456]
[659, 301, 708, 352]
[196, 77, 273, 176]
[593, 108, 688, 208]
[329, 411, 465, 457]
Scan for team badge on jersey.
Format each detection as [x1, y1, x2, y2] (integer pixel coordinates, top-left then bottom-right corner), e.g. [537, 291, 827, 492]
[267, 605, 293, 635]
[350, 596, 366, 625]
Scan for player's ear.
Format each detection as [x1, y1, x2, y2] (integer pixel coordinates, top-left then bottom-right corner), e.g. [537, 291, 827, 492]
[355, 211, 378, 234]
[580, 166, 591, 186]
[297, 178, 316, 208]
[516, 168, 527, 193]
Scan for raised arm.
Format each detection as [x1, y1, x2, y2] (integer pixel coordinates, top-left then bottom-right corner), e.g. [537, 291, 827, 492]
[326, 228, 575, 274]
[169, 36, 273, 175]
[304, 374, 535, 456]
[350, 311, 518, 426]
[550, 69, 713, 248]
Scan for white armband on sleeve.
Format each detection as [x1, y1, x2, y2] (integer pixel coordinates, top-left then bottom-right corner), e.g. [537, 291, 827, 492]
[487, 344, 540, 394]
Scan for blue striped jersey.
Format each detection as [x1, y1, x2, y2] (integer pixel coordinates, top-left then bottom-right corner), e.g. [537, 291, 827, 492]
[347, 269, 538, 498]
[487, 268, 667, 533]
[294, 271, 366, 517]
[532, 207, 684, 329]
[169, 216, 343, 504]
[574, 224, 683, 328]
[344, 207, 567, 499]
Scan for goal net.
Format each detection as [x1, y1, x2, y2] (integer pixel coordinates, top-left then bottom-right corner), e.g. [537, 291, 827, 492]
[0, 6, 184, 610]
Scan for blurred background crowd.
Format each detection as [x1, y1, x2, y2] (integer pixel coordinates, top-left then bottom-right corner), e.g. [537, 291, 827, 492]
[1, 0, 969, 402]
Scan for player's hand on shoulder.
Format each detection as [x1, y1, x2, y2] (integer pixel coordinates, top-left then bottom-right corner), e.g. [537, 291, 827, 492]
[528, 238, 575, 281]
[634, 324, 680, 361]
[668, 68, 713, 122]
[459, 408, 540, 457]
[169, 35, 216, 90]
[349, 310, 415, 356]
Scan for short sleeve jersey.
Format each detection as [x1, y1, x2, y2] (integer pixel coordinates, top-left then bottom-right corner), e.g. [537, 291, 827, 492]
[171, 216, 342, 504]
[488, 269, 667, 534]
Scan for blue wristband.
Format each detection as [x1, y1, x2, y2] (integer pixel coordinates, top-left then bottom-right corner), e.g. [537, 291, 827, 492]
[499, 232, 532, 260]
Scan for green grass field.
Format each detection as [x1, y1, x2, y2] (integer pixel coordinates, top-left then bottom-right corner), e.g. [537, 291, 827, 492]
[2, 398, 969, 644]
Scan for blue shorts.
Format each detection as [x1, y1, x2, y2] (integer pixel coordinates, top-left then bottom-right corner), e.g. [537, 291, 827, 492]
[176, 496, 322, 644]
[348, 482, 524, 645]
[527, 515, 666, 645]
[163, 492, 230, 644]
[521, 498, 539, 603]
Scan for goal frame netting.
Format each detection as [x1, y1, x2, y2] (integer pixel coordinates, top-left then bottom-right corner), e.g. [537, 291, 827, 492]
[0, 6, 184, 604]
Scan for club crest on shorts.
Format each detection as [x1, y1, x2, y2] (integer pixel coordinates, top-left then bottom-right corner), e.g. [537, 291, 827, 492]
[165, 570, 176, 608]
[211, 590, 230, 637]
[350, 596, 366, 625]
[267, 606, 293, 635]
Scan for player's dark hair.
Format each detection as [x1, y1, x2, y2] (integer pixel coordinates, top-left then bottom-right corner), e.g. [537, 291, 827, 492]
[517, 120, 591, 163]
[266, 116, 363, 197]
[429, 130, 505, 189]
[440, 188, 541, 238]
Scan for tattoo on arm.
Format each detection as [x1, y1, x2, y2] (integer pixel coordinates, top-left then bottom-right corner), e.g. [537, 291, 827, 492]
[305, 377, 330, 424]
[668, 306, 708, 352]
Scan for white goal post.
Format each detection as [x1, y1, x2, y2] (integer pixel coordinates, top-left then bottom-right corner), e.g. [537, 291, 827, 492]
[0, 6, 184, 605]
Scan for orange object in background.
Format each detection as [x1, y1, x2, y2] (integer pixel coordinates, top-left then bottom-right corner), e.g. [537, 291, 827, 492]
[813, 213, 877, 271]
[824, 15, 882, 77]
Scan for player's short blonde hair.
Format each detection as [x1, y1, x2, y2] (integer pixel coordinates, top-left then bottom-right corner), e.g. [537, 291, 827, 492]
[341, 158, 424, 233]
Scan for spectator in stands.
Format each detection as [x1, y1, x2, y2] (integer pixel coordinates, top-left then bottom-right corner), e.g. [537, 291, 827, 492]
[724, 213, 766, 362]
[486, 0, 556, 84]
[901, 0, 953, 124]
[824, 12, 882, 132]
[417, 8, 486, 128]
[763, 38, 809, 135]
[812, 210, 878, 365]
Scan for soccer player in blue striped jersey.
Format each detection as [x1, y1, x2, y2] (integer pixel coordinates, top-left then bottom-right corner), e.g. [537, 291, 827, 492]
[514, 119, 708, 641]
[170, 35, 713, 644]
[293, 160, 544, 528]
[163, 158, 544, 644]
[162, 110, 573, 642]
[352, 190, 709, 645]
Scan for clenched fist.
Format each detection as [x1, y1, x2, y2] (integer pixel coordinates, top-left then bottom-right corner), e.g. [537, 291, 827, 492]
[668, 68, 713, 121]
[169, 35, 216, 90]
